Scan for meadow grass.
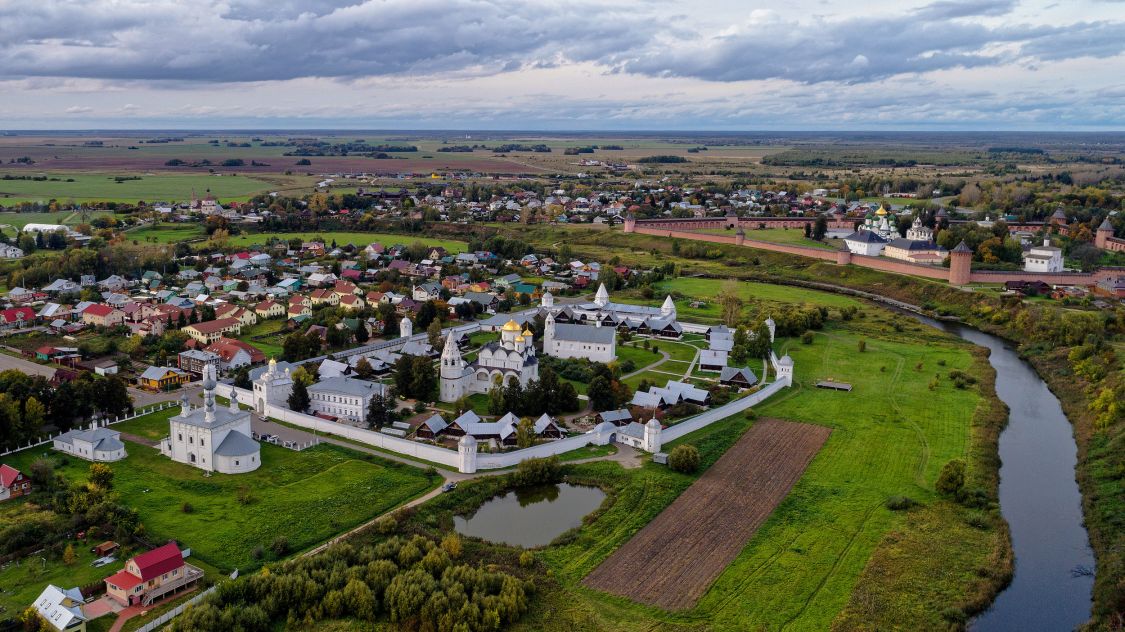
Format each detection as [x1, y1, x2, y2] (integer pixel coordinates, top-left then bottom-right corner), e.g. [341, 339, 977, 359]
[692, 226, 840, 250]
[0, 173, 276, 205]
[514, 317, 994, 631]
[4, 413, 437, 573]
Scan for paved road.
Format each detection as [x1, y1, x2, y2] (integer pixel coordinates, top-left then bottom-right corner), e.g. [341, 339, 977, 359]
[0, 350, 58, 378]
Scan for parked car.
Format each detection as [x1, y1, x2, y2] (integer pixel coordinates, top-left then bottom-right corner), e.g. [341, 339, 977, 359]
[441, 482, 458, 493]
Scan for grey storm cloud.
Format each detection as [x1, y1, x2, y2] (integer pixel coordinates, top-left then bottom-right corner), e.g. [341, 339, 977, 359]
[0, 0, 654, 82]
[0, 0, 1123, 88]
[619, 0, 1125, 84]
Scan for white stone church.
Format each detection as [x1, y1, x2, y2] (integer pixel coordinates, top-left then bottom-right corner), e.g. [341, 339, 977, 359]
[160, 365, 261, 474]
[440, 319, 539, 402]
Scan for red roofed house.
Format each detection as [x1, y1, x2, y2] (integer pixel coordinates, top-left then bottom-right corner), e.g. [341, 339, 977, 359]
[0, 464, 30, 501]
[81, 304, 124, 328]
[181, 318, 242, 344]
[105, 542, 203, 607]
[0, 306, 36, 329]
[205, 337, 265, 371]
[254, 300, 285, 319]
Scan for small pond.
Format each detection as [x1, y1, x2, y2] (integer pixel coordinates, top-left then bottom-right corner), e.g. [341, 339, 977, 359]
[453, 483, 606, 548]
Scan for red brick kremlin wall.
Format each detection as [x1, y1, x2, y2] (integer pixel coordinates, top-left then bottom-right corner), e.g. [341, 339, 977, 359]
[628, 224, 1124, 286]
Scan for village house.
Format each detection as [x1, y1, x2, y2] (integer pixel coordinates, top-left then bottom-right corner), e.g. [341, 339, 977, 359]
[0, 464, 31, 501]
[181, 318, 242, 344]
[81, 304, 125, 328]
[310, 288, 340, 306]
[0, 306, 36, 329]
[205, 337, 265, 371]
[254, 299, 285, 319]
[178, 349, 222, 376]
[32, 585, 87, 632]
[338, 294, 365, 311]
[105, 542, 203, 607]
[138, 365, 192, 391]
[215, 303, 258, 327]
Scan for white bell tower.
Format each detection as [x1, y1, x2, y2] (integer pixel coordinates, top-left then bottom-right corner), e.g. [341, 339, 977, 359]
[440, 332, 466, 402]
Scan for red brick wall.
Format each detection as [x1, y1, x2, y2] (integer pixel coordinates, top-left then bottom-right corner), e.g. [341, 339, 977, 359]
[632, 225, 1125, 287]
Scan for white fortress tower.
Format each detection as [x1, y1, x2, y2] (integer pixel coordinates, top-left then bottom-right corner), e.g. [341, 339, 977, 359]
[643, 417, 662, 453]
[541, 290, 554, 308]
[400, 316, 413, 338]
[776, 354, 794, 387]
[458, 434, 478, 473]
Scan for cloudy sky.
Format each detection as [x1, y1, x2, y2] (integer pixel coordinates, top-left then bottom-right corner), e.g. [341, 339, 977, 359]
[2, 0, 1124, 130]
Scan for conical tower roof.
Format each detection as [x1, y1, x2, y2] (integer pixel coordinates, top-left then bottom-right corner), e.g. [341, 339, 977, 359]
[953, 240, 972, 254]
[1098, 217, 1114, 231]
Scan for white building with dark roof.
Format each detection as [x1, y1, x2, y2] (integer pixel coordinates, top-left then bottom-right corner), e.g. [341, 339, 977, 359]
[53, 425, 127, 462]
[1023, 238, 1064, 273]
[542, 312, 616, 362]
[308, 376, 387, 424]
[843, 229, 889, 256]
[159, 365, 260, 474]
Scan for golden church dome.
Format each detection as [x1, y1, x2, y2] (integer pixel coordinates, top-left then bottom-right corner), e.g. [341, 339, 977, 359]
[502, 319, 521, 332]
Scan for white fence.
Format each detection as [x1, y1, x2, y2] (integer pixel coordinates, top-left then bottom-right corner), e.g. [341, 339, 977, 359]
[133, 585, 216, 632]
[214, 383, 463, 469]
[0, 401, 179, 458]
[475, 423, 616, 469]
[660, 380, 786, 443]
[214, 376, 787, 473]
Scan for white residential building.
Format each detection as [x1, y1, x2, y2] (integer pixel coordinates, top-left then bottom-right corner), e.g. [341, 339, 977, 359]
[308, 376, 387, 424]
[1023, 238, 1064, 273]
[32, 585, 87, 632]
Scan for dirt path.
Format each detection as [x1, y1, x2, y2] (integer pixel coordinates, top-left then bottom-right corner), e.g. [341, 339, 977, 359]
[583, 418, 831, 611]
[620, 349, 671, 380]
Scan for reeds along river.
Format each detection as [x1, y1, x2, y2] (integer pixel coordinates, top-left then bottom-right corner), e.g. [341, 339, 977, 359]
[911, 314, 1095, 631]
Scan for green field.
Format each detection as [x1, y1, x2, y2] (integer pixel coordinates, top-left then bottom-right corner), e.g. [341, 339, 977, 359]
[4, 409, 438, 572]
[611, 278, 866, 325]
[516, 317, 998, 631]
[0, 173, 279, 206]
[695, 227, 841, 250]
[127, 222, 205, 243]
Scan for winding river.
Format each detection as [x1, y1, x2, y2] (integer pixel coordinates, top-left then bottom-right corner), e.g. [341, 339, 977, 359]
[911, 314, 1095, 630]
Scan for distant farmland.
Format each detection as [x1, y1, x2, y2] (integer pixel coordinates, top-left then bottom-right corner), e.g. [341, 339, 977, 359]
[0, 172, 279, 205]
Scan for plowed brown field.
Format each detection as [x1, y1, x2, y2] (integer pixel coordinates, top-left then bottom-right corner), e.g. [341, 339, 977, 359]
[583, 418, 831, 610]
